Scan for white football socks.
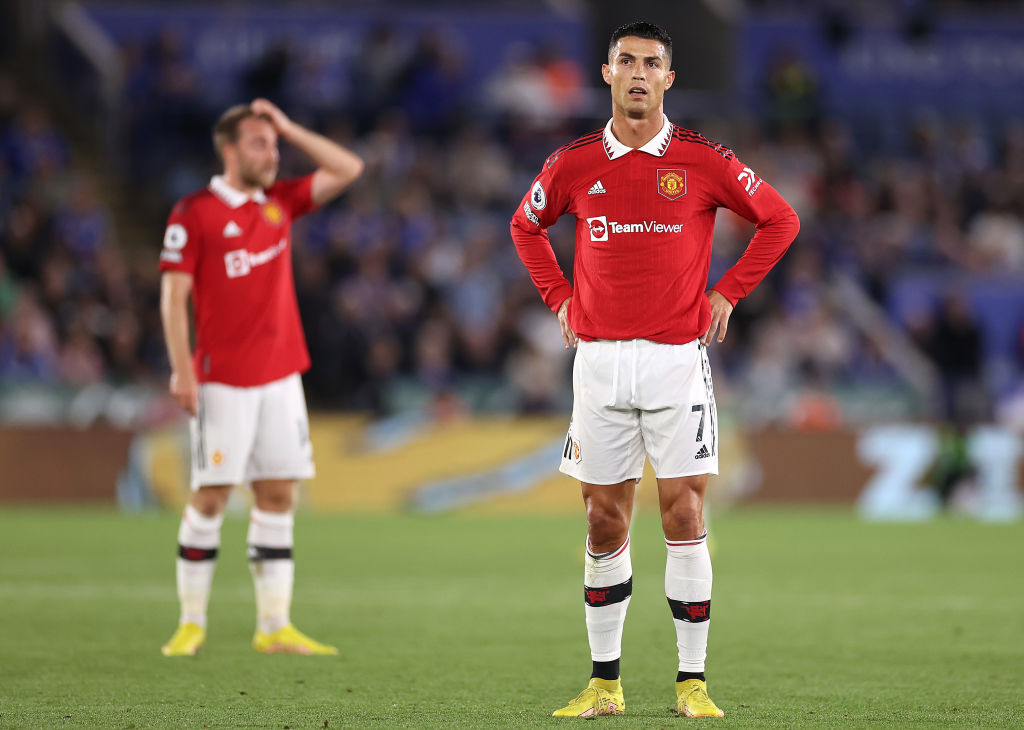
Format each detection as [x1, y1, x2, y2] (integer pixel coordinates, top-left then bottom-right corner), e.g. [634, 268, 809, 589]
[176, 504, 224, 629]
[665, 532, 712, 673]
[584, 536, 632, 663]
[247, 508, 295, 635]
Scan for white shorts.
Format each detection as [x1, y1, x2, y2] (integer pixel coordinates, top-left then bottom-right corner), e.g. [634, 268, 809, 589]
[190, 373, 315, 489]
[560, 338, 719, 484]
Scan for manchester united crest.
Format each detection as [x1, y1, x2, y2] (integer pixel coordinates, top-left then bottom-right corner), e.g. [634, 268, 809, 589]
[657, 169, 687, 200]
[261, 202, 284, 225]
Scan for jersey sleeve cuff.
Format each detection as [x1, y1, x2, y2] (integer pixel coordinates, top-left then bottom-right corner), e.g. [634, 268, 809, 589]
[709, 285, 739, 306]
[545, 285, 574, 312]
[159, 259, 194, 274]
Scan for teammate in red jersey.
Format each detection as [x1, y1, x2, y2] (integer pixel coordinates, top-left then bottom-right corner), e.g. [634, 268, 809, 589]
[511, 21, 799, 718]
[159, 99, 363, 657]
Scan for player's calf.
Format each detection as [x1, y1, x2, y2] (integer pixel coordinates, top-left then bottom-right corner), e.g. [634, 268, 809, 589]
[162, 504, 223, 656]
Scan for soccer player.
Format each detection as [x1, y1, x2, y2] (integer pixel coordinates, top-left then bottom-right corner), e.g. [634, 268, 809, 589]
[159, 99, 363, 656]
[510, 22, 799, 718]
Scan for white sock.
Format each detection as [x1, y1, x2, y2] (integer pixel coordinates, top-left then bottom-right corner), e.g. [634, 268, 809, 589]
[176, 504, 224, 630]
[665, 532, 712, 673]
[584, 536, 632, 663]
[247, 508, 294, 635]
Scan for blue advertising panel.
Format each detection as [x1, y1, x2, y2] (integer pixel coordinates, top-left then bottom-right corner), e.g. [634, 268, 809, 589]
[740, 15, 1024, 120]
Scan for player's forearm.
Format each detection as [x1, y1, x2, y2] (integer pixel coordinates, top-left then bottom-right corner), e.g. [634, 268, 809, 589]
[281, 123, 363, 189]
[510, 221, 574, 311]
[162, 308, 193, 376]
[712, 205, 799, 303]
[160, 280, 194, 377]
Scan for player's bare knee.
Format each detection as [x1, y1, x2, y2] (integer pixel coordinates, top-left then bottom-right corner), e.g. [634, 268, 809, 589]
[252, 484, 295, 513]
[661, 502, 703, 541]
[190, 485, 230, 517]
[255, 494, 293, 513]
[586, 506, 629, 550]
[252, 489, 294, 511]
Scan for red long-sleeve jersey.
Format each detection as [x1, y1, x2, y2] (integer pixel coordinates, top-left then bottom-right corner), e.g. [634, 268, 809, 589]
[510, 116, 799, 343]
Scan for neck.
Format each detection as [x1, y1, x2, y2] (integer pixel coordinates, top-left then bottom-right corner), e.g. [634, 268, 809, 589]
[609, 108, 664, 149]
[223, 170, 261, 197]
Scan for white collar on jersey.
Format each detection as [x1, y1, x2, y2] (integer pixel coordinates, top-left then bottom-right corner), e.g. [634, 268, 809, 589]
[602, 114, 673, 160]
[208, 175, 268, 208]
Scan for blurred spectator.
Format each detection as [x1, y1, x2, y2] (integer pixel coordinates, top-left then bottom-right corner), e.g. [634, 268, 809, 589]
[486, 44, 561, 131]
[395, 30, 466, 135]
[0, 290, 58, 381]
[762, 49, 821, 136]
[2, 199, 52, 288]
[968, 201, 1024, 272]
[353, 24, 414, 120]
[414, 317, 457, 394]
[928, 422, 977, 505]
[2, 105, 68, 186]
[54, 175, 115, 264]
[58, 323, 105, 385]
[243, 42, 291, 105]
[924, 295, 989, 424]
[445, 124, 514, 211]
[537, 40, 585, 118]
[506, 305, 571, 412]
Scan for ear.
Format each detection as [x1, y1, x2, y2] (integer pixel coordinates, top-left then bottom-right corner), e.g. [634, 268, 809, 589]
[665, 69, 675, 90]
[220, 143, 236, 170]
[601, 63, 612, 86]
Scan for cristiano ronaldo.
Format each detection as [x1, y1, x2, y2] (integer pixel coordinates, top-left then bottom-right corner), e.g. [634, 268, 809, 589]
[510, 21, 799, 718]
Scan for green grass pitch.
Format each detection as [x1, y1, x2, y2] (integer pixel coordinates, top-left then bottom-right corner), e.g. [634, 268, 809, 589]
[0, 506, 1021, 728]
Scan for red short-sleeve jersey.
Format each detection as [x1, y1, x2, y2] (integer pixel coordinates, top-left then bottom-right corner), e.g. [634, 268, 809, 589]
[510, 116, 800, 343]
[159, 174, 316, 386]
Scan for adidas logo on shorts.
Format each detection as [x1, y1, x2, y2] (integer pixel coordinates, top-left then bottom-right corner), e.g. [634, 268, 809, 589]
[695, 444, 711, 459]
[587, 180, 607, 195]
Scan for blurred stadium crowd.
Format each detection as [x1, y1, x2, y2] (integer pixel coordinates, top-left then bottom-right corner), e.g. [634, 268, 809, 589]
[2, 10, 1024, 429]
[0, 85, 166, 390]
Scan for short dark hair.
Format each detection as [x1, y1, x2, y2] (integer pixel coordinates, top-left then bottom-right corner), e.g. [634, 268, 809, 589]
[212, 104, 271, 158]
[608, 21, 673, 65]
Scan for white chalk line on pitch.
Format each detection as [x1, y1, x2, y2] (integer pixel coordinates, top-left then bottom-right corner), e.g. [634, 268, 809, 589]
[0, 581, 1019, 613]
[0, 581, 563, 608]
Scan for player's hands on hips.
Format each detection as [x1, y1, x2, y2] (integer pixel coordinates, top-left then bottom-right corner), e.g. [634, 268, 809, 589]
[558, 297, 578, 349]
[169, 370, 199, 417]
[701, 290, 734, 346]
[250, 98, 293, 136]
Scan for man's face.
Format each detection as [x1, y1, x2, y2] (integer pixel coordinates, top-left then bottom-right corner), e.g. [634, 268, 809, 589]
[227, 117, 279, 189]
[602, 36, 674, 119]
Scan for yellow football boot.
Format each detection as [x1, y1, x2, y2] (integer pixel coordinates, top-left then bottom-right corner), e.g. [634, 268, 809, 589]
[252, 624, 338, 655]
[161, 622, 205, 656]
[552, 677, 625, 718]
[675, 678, 724, 718]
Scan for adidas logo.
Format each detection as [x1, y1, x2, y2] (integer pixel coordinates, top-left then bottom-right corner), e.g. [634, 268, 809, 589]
[587, 180, 607, 195]
[695, 444, 711, 459]
[223, 220, 242, 237]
